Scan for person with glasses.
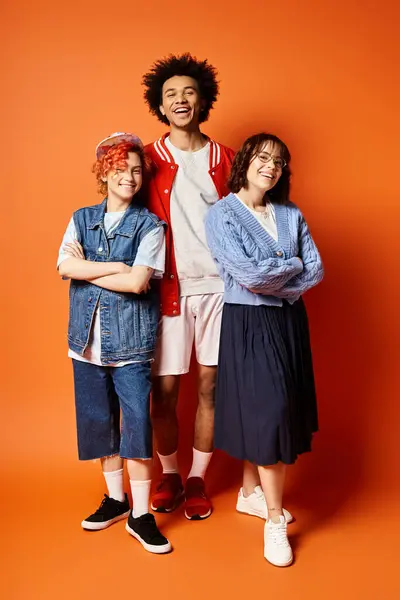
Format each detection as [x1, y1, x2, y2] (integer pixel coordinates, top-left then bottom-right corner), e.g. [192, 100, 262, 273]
[205, 133, 324, 567]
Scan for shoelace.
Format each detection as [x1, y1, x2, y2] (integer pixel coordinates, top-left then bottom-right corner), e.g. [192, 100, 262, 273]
[156, 476, 176, 492]
[268, 523, 289, 547]
[138, 514, 163, 541]
[186, 481, 206, 499]
[94, 494, 118, 515]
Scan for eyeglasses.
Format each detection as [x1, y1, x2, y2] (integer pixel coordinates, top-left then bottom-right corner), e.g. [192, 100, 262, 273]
[257, 152, 287, 170]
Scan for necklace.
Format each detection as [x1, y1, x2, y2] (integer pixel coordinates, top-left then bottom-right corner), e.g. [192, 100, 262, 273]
[251, 203, 275, 223]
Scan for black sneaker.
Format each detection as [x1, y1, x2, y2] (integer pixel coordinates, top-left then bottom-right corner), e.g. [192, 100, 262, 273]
[125, 511, 172, 554]
[81, 494, 130, 531]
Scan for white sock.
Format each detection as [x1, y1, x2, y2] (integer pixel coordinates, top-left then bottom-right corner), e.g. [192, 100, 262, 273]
[187, 448, 213, 480]
[103, 468, 125, 502]
[157, 451, 179, 474]
[130, 479, 151, 518]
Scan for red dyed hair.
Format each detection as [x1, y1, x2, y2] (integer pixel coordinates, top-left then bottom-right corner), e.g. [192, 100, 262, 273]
[92, 141, 151, 196]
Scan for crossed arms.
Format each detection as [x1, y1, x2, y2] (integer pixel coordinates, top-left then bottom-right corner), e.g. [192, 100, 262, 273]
[58, 241, 153, 294]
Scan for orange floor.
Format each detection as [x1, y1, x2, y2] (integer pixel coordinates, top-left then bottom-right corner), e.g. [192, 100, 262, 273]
[2, 461, 399, 600]
[2, 373, 399, 600]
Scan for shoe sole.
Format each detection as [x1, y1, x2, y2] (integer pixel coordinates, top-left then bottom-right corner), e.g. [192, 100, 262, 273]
[236, 505, 294, 524]
[151, 490, 184, 513]
[81, 510, 130, 531]
[184, 507, 212, 520]
[264, 554, 294, 567]
[125, 523, 172, 554]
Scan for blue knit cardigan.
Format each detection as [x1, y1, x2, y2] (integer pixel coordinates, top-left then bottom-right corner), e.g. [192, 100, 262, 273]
[205, 193, 324, 306]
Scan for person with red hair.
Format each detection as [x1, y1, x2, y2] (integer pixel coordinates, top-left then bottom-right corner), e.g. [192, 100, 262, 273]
[57, 133, 171, 554]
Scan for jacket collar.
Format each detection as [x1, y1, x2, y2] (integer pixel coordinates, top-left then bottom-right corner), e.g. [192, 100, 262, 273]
[88, 199, 107, 228]
[88, 198, 140, 237]
[153, 133, 222, 170]
[226, 193, 290, 254]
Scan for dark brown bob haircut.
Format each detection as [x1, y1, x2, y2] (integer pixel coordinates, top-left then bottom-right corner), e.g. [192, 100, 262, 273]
[228, 133, 291, 204]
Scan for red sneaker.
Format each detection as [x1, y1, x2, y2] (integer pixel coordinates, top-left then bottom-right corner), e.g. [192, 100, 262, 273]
[151, 473, 184, 513]
[184, 477, 212, 520]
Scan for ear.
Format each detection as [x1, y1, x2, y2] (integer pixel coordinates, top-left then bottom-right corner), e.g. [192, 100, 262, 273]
[199, 99, 207, 118]
[159, 105, 166, 116]
[101, 177, 107, 182]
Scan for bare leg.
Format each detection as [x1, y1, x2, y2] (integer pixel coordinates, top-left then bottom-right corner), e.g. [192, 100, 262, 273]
[101, 454, 123, 472]
[193, 365, 216, 452]
[258, 463, 287, 520]
[151, 375, 180, 456]
[126, 458, 152, 481]
[243, 461, 261, 496]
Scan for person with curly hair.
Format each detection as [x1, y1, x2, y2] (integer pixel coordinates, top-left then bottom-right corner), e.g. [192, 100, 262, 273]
[205, 133, 324, 567]
[141, 53, 234, 520]
[57, 132, 172, 554]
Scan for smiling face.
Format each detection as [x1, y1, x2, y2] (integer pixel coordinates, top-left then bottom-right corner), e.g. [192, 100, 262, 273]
[105, 152, 142, 205]
[246, 141, 285, 194]
[159, 75, 204, 129]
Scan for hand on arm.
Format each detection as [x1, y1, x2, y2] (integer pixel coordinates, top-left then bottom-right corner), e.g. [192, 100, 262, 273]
[88, 226, 165, 294]
[273, 216, 323, 297]
[248, 257, 303, 294]
[205, 212, 303, 294]
[58, 241, 130, 280]
[90, 265, 154, 294]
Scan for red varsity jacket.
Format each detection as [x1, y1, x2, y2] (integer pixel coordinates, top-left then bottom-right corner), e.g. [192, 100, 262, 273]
[145, 133, 235, 317]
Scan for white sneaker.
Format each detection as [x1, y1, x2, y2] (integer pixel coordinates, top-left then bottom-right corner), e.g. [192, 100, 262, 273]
[264, 516, 293, 567]
[236, 486, 293, 523]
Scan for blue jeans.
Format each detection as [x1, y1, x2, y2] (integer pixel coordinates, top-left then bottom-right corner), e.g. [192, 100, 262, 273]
[72, 359, 152, 460]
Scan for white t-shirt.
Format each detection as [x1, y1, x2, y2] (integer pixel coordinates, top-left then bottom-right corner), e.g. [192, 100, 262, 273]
[236, 195, 278, 241]
[57, 211, 165, 366]
[166, 137, 224, 297]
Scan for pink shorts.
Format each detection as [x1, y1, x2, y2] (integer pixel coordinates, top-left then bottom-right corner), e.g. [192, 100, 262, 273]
[152, 293, 224, 376]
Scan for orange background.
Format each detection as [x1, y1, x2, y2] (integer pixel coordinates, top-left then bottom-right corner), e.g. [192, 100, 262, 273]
[2, 1, 400, 598]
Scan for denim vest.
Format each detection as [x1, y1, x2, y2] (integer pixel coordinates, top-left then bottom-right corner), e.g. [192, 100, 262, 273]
[68, 199, 164, 364]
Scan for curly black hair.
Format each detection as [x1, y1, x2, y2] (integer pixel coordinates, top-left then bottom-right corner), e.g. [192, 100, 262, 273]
[142, 53, 219, 125]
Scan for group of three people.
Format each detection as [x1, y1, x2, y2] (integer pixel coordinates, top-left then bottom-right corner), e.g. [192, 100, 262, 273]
[57, 53, 323, 567]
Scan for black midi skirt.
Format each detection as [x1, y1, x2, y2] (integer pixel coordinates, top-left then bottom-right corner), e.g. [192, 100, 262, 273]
[214, 299, 318, 466]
